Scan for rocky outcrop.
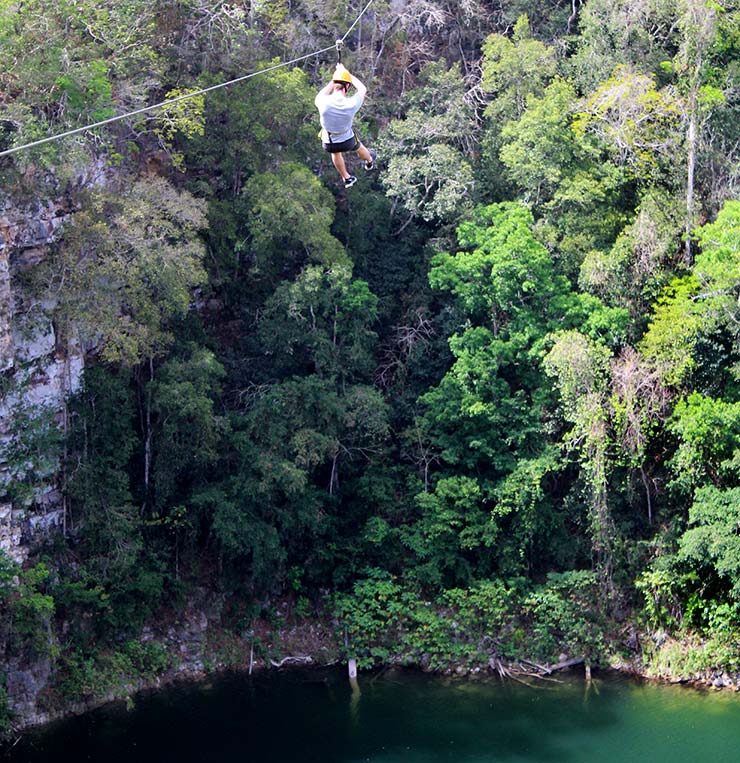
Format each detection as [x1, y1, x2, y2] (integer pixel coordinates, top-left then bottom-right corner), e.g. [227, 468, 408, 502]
[0, 244, 12, 373]
[0, 197, 83, 565]
[7, 589, 227, 730]
[5, 656, 53, 728]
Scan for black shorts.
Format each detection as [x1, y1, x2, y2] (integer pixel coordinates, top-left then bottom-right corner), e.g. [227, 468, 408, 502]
[323, 133, 360, 153]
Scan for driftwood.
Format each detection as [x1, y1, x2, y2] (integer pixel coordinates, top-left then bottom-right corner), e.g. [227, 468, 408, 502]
[269, 655, 314, 668]
[544, 657, 585, 674]
[488, 656, 510, 678]
[488, 655, 587, 685]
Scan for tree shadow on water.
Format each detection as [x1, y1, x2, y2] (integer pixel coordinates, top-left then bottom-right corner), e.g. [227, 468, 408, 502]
[331, 672, 621, 763]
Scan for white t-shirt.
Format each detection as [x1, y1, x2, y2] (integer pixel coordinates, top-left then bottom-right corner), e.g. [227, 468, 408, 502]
[315, 90, 365, 143]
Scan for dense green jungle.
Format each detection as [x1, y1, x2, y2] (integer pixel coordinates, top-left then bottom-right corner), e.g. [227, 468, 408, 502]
[0, 0, 739, 735]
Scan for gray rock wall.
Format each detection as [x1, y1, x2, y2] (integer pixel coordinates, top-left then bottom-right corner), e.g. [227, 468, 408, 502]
[0, 246, 12, 373]
[0, 198, 83, 565]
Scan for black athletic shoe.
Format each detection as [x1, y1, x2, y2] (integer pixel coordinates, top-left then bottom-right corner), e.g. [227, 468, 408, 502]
[344, 175, 357, 188]
[364, 149, 377, 171]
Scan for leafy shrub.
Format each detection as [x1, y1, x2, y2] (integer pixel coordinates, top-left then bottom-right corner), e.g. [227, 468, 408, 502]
[4, 563, 56, 657]
[645, 630, 740, 679]
[334, 572, 608, 670]
[334, 575, 420, 668]
[521, 571, 606, 664]
[56, 641, 172, 704]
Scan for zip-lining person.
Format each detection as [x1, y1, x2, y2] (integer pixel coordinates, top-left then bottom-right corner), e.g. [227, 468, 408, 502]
[315, 63, 376, 188]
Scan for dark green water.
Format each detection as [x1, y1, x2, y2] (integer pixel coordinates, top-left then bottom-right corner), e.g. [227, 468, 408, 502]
[8, 669, 740, 762]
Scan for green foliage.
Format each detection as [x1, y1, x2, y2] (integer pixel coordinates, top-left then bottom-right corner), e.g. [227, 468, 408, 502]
[640, 276, 704, 385]
[429, 202, 563, 323]
[0, 637, 12, 736]
[59, 364, 169, 640]
[645, 629, 740, 679]
[678, 486, 740, 598]
[334, 572, 607, 670]
[0, 402, 62, 507]
[477, 13, 558, 200]
[636, 568, 690, 630]
[3, 562, 56, 657]
[334, 576, 420, 668]
[0, 682, 10, 739]
[668, 394, 740, 493]
[544, 331, 617, 597]
[55, 59, 113, 120]
[66, 365, 141, 574]
[441, 580, 518, 640]
[56, 640, 171, 704]
[189, 65, 317, 190]
[257, 265, 378, 382]
[570, 0, 679, 91]
[544, 331, 612, 414]
[334, 575, 513, 670]
[40, 177, 207, 365]
[0, 0, 163, 171]
[401, 476, 488, 588]
[149, 344, 228, 515]
[500, 80, 581, 204]
[155, 88, 206, 168]
[641, 201, 740, 389]
[481, 15, 557, 124]
[574, 66, 682, 181]
[579, 191, 683, 315]
[3, 0, 739, 694]
[522, 571, 607, 663]
[418, 203, 620, 582]
[243, 164, 348, 289]
[379, 62, 476, 224]
[122, 639, 172, 677]
[694, 199, 740, 301]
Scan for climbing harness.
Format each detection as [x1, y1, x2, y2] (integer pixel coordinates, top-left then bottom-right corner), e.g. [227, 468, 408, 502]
[0, 0, 374, 159]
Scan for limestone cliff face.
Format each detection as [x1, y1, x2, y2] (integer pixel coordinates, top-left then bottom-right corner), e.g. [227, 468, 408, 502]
[0, 197, 84, 565]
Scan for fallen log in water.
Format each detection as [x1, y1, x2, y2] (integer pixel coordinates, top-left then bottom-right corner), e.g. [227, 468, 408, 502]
[269, 655, 314, 668]
[544, 657, 585, 674]
[489, 655, 586, 684]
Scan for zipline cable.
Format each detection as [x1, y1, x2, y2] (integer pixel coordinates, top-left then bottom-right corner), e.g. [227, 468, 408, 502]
[341, 0, 374, 42]
[0, 0, 374, 159]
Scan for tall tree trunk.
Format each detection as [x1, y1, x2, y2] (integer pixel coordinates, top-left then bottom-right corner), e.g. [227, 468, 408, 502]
[680, 0, 718, 264]
[142, 356, 154, 513]
[686, 98, 696, 265]
[588, 413, 616, 606]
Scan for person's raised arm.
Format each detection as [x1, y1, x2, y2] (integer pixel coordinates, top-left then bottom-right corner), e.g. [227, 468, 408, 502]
[315, 81, 334, 107]
[349, 73, 367, 100]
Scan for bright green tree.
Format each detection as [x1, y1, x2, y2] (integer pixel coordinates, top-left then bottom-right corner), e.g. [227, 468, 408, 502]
[412, 203, 622, 582]
[481, 15, 557, 124]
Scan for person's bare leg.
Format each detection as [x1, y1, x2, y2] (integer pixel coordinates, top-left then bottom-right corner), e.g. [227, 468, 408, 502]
[331, 151, 350, 180]
[356, 143, 372, 163]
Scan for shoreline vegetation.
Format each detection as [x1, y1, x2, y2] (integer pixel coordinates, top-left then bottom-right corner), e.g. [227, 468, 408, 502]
[4, 630, 738, 742]
[4, 580, 740, 741]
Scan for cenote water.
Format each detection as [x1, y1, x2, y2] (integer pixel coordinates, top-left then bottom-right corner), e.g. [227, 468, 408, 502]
[8, 669, 740, 762]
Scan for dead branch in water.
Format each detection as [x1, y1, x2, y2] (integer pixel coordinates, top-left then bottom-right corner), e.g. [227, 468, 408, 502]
[490, 655, 586, 684]
[269, 655, 313, 668]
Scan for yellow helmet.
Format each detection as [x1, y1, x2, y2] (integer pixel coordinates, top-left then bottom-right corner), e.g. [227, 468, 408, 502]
[332, 67, 352, 85]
